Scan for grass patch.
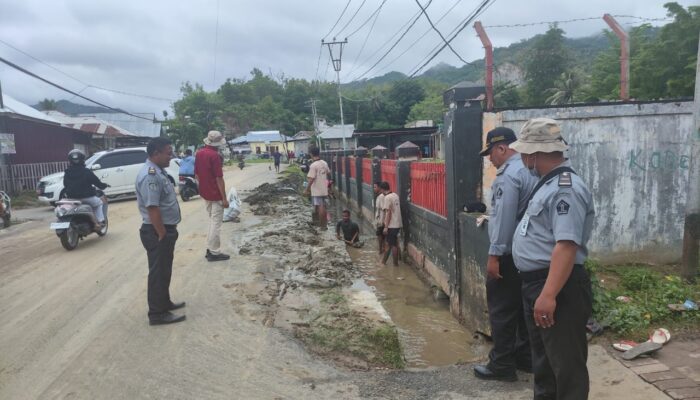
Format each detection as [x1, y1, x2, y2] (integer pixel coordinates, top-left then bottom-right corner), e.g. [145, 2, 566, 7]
[298, 289, 405, 369]
[9, 190, 43, 209]
[587, 260, 700, 340]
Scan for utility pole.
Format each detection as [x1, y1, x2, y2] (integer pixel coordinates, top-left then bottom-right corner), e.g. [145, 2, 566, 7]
[323, 38, 348, 151]
[305, 99, 319, 134]
[603, 14, 630, 101]
[473, 22, 494, 111]
[681, 31, 700, 281]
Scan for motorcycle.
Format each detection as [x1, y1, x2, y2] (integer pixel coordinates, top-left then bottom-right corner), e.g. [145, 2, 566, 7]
[50, 189, 108, 251]
[0, 191, 11, 228]
[238, 160, 245, 170]
[178, 175, 199, 201]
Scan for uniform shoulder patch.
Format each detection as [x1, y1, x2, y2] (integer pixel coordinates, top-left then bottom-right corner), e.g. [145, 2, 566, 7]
[558, 172, 572, 187]
[148, 167, 156, 175]
[556, 199, 570, 215]
[496, 163, 509, 176]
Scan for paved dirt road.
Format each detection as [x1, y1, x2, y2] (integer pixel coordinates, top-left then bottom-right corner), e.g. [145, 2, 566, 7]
[0, 163, 669, 400]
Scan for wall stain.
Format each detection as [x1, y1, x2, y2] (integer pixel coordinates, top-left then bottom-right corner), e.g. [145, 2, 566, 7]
[629, 150, 690, 171]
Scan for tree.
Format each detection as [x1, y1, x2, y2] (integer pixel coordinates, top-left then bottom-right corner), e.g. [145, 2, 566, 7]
[493, 81, 521, 108]
[522, 24, 571, 105]
[545, 71, 582, 105]
[386, 80, 425, 126]
[407, 93, 445, 124]
[37, 98, 57, 111]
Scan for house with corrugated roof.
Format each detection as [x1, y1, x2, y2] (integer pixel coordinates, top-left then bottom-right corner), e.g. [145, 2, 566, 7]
[229, 130, 296, 155]
[318, 123, 355, 150]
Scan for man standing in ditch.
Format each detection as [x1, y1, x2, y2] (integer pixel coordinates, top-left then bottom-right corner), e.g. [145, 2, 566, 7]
[511, 118, 594, 400]
[474, 127, 537, 382]
[195, 130, 231, 262]
[304, 147, 330, 230]
[381, 181, 401, 266]
[373, 181, 386, 254]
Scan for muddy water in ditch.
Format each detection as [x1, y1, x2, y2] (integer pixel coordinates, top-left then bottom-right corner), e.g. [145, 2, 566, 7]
[331, 203, 488, 368]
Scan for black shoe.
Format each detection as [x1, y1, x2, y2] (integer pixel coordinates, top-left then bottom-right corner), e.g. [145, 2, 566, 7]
[473, 364, 517, 382]
[168, 301, 186, 311]
[206, 250, 231, 262]
[516, 361, 533, 374]
[149, 312, 186, 326]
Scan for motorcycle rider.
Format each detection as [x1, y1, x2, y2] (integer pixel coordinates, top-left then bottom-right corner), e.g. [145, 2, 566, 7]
[179, 149, 195, 177]
[63, 149, 109, 226]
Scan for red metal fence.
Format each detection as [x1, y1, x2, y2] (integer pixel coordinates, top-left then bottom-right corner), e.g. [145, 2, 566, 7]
[380, 159, 398, 191]
[410, 162, 447, 217]
[349, 156, 357, 178]
[362, 158, 372, 185]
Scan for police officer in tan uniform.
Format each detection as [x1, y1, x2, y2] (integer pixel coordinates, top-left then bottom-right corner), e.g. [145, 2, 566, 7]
[510, 118, 594, 400]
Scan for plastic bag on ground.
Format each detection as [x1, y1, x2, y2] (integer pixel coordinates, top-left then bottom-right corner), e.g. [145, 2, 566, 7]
[223, 187, 242, 222]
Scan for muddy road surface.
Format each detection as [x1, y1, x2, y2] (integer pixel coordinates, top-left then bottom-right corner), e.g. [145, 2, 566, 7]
[0, 163, 668, 400]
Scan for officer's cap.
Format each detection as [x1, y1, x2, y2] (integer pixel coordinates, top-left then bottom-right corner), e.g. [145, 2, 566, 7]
[479, 127, 517, 157]
[509, 118, 569, 155]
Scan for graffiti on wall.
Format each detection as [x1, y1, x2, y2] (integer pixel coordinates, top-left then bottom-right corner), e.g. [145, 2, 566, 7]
[629, 150, 691, 171]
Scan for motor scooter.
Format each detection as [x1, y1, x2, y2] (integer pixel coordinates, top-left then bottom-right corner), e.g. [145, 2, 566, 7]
[51, 189, 108, 251]
[0, 191, 11, 228]
[178, 175, 199, 201]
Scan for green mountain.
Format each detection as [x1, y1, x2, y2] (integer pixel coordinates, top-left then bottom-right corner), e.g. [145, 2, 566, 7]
[345, 29, 657, 89]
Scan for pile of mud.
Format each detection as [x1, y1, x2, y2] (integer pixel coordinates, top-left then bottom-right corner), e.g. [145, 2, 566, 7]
[240, 174, 359, 287]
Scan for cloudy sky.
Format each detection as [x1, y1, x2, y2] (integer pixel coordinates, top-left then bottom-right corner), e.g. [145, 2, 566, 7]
[0, 0, 691, 116]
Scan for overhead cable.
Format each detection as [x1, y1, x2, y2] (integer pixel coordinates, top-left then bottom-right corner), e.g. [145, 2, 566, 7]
[322, 0, 353, 40]
[345, 0, 389, 38]
[0, 55, 155, 121]
[413, 0, 470, 65]
[335, 0, 368, 38]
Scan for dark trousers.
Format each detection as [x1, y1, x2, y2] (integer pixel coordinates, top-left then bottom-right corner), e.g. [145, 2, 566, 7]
[521, 265, 592, 400]
[486, 254, 531, 373]
[140, 224, 178, 318]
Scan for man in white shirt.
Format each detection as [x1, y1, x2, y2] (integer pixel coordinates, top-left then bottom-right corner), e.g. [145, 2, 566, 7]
[381, 181, 402, 266]
[373, 182, 386, 254]
[304, 147, 330, 230]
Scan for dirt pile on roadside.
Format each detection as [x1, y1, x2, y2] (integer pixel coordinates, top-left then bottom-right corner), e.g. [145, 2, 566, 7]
[229, 171, 403, 370]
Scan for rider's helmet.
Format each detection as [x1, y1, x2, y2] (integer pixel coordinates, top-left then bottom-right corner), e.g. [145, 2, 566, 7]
[68, 149, 86, 166]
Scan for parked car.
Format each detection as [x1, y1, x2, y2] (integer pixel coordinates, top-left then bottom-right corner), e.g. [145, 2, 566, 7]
[37, 147, 180, 205]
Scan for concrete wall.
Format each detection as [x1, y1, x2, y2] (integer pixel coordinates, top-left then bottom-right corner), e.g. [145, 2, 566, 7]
[361, 183, 374, 222]
[484, 101, 694, 264]
[349, 177, 359, 209]
[458, 213, 490, 334]
[408, 205, 450, 274]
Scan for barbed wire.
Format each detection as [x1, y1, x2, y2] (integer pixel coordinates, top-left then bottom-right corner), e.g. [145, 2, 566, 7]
[483, 15, 672, 28]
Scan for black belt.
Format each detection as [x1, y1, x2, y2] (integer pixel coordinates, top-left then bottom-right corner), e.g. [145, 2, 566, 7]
[142, 223, 177, 229]
[519, 264, 584, 282]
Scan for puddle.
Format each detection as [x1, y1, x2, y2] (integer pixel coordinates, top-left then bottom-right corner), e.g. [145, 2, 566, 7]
[330, 202, 488, 368]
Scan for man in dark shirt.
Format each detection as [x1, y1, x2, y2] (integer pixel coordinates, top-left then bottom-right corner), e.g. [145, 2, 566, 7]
[63, 149, 108, 224]
[272, 150, 282, 173]
[336, 209, 362, 247]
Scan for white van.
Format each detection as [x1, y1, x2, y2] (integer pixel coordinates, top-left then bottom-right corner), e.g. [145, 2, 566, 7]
[37, 147, 180, 205]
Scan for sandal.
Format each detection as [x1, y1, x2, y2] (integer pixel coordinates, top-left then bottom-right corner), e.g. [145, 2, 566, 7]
[621, 341, 662, 360]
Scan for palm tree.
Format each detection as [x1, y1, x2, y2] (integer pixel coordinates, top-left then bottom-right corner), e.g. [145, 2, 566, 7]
[545, 72, 581, 105]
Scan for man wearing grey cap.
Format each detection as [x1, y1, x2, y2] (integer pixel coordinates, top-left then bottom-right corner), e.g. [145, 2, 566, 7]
[473, 127, 537, 382]
[510, 118, 594, 400]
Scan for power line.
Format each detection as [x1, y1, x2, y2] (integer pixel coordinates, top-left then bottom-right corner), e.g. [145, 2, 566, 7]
[0, 38, 175, 102]
[322, 0, 353, 40]
[345, 0, 387, 80]
[345, 7, 424, 79]
[413, 0, 470, 65]
[335, 0, 368, 38]
[352, 0, 434, 82]
[0, 55, 155, 121]
[373, 0, 464, 76]
[345, 0, 389, 38]
[409, 0, 495, 77]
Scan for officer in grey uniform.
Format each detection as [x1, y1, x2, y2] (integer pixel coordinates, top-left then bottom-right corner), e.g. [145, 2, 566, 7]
[510, 118, 594, 400]
[136, 137, 186, 326]
[474, 127, 537, 382]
